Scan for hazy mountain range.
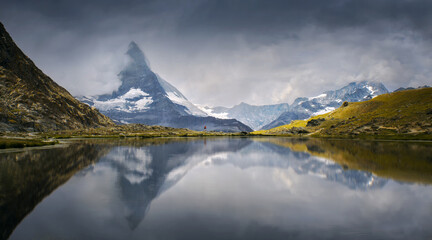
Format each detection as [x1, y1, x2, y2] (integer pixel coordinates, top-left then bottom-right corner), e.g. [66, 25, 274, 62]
[198, 103, 290, 130]
[202, 81, 388, 130]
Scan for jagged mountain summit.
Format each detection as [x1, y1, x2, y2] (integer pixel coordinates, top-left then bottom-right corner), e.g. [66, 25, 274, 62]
[79, 42, 252, 132]
[393, 85, 431, 92]
[0, 22, 113, 132]
[261, 81, 389, 130]
[199, 102, 290, 130]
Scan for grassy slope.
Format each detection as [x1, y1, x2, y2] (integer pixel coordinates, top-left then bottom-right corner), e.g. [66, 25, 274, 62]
[253, 87, 432, 139]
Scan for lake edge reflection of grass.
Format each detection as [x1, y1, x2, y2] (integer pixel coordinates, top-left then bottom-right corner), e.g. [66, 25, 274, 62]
[262, 138, 432, 185]
[0, 143, 113, 240]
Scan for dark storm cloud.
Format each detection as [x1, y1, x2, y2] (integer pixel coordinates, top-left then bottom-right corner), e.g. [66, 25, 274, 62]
[5, 0, 432, 39]
[177, 0, 432, 40]
[1, 0, 432, 106]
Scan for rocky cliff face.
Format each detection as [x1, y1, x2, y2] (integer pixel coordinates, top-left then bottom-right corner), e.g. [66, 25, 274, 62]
[0, 22, 113, 132]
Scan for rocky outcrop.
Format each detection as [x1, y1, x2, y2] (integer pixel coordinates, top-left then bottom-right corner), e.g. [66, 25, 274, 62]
[306, 118, 325, 127]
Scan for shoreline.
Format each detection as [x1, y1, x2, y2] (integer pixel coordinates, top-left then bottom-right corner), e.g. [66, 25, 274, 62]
[1, 131, 431, 150]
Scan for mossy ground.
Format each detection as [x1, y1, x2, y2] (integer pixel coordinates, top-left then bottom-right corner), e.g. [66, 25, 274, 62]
[0, 124, 248, 149]
[40, 124, 247, 139]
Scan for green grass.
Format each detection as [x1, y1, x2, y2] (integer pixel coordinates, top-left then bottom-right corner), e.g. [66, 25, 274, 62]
[0, 124, 249, 149]
[42, 127, 244, 139]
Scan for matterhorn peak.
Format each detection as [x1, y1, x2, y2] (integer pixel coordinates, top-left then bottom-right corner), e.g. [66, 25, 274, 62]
[126, 41, 151, 70]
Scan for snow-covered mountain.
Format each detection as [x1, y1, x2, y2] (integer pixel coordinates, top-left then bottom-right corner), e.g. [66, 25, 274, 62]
[262, 81, 389, 129]
[199, 102, 289, 130]
[78, 42, 252, 132]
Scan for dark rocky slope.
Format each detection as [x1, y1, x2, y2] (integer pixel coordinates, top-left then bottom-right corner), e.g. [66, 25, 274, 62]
[0, 22, 113, 132]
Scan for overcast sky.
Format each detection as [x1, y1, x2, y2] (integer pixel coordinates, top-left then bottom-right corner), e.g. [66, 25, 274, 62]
[1, 0, 432, 107]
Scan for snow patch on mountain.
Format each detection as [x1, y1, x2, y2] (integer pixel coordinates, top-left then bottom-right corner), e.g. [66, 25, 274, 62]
[166, 91, 207, 117]
[311, 107, 336, 116]
[90, 88, 153, 112]
[309, 93, 327, 100]
[197, 106, 229, 119]
[134, 98, 153, 110]
[366, 86, 377, 96]
[157, 76, 207, 117]
[122, 88, 149, 99]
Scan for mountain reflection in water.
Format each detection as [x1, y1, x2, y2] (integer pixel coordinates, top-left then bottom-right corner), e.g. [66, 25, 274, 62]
[2, 138, 432, 240]
[102, 139, 252, 230]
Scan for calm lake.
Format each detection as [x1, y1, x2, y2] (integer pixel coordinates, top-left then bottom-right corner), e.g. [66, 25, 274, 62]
[1, 137, 432, 240]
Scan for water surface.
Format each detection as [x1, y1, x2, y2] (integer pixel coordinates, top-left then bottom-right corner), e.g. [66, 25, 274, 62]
[1, 138, 432, 240]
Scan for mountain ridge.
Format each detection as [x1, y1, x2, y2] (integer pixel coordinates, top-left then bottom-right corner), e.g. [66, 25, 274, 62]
[261, 81, 389, 129]
[201, 81, 388, 130]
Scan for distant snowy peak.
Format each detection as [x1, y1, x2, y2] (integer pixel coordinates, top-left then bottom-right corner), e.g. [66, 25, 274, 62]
[261, 81, 389, 130]
[327, 81, 388, 100]
[296, 81, 387, 106]
[293, 81, 388, 112]
[79, 41, 207, 118]
[393, 85, 431, 92]
[197, 106, 230, 119]
[200, 102, 290, 130]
